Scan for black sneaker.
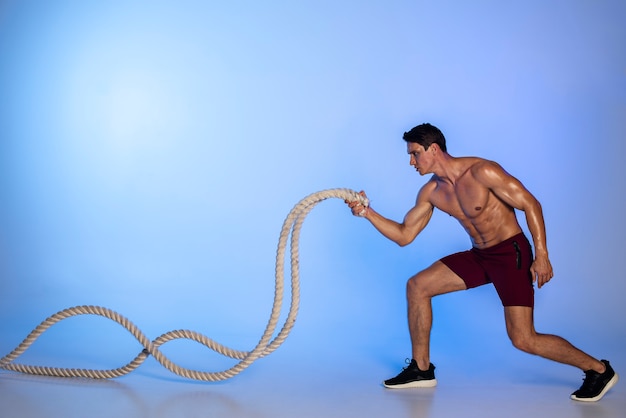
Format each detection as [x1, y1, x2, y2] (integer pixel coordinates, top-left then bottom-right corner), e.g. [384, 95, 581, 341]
[383, 359, 437, 389]
[571, 360, 619, 402]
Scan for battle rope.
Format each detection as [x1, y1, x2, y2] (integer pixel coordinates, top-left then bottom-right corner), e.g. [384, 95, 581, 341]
[0, 188, 369, 381]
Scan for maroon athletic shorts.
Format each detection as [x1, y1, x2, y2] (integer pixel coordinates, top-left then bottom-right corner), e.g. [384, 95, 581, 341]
[440, 232, 535, 307]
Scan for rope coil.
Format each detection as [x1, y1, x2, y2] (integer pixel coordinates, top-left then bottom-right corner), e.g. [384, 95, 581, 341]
[0, 188, 368, 381]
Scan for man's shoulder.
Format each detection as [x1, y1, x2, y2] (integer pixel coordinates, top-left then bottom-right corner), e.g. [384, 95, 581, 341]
[457, 156, 495, 167]
[419, 175, 438, 190]
[416, 175, 439, 200]
[459, 157, 503, 176]
[460, 157, 512, 188]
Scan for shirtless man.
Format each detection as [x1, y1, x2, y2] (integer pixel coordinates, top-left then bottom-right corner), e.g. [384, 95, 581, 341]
[346, 123, 617, 401]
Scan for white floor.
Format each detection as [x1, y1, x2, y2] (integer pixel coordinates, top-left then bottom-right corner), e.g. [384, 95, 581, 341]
[1, 340, 624, 418]
[2, 278, 624, 418]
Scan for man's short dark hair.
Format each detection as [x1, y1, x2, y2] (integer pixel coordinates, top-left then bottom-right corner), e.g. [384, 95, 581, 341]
[403, 123, 447, 153]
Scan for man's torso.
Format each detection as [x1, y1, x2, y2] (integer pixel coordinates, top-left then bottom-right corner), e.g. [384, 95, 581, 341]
[425, 157, 522, 249]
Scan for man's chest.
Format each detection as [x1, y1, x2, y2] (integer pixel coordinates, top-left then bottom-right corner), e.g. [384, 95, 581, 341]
[430, 182, 491, 219]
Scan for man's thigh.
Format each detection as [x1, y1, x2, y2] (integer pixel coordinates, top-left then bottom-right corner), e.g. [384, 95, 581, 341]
[410, 261, 468, 297]
[504, 305, 535, 339]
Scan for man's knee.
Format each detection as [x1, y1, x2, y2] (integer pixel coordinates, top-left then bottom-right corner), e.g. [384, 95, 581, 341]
[505, 306, 538, 354]
[406, 274, 427, 298]
[508, 330, 536, 354]
[406, 272, 437, 300]
[407, 263, 467, 299]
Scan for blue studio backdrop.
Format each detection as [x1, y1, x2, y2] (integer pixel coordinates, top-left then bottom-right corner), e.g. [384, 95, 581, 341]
[1, 1, 625, 379]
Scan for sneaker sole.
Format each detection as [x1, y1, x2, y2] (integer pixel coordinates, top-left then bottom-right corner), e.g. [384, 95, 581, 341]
[383, 379, 438, 389]
[571, 372, 619, 402]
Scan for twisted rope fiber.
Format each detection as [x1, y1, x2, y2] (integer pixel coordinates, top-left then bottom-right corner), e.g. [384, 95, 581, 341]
[0, 188, 368, 381]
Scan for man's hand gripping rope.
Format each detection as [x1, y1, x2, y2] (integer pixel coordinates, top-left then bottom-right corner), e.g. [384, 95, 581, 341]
[345, 190, 370, 217]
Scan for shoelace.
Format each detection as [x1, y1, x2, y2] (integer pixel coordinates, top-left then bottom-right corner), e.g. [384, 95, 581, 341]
[397, 358, 421, 375]
[579, 369, 601, 391]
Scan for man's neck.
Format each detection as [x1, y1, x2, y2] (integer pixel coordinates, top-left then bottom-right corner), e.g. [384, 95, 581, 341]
[432, 154, 462, 185]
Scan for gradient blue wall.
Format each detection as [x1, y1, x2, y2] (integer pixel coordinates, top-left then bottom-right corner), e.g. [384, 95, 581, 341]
[1, 1, 625, 373]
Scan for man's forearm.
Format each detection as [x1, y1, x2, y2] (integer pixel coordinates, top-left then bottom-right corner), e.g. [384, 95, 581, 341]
[364, 207, 415, 247]
[525, 199, 549, 257]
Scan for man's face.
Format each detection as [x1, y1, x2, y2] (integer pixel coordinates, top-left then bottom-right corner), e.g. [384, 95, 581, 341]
[407, 142, 431, 175]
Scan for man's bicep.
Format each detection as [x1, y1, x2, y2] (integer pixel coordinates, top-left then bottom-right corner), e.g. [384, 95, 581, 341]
[402, 195, 434, 237]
